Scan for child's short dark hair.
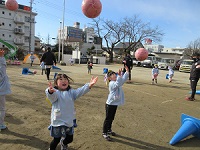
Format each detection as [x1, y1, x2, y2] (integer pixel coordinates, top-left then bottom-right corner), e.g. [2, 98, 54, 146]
[107, 70, 116, 77]
[54, 74, 74, 91]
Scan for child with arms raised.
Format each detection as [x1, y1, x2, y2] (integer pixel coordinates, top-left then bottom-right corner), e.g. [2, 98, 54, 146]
[46, 74, 98, 150]
[102, 65, 129, 141]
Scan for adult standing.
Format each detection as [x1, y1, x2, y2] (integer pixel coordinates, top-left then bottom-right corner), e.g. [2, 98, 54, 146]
[186, 52, 200, 101]
[0, 49, 11, 130]
[40, 47, 56, 81]
[122, 54, 133, 82]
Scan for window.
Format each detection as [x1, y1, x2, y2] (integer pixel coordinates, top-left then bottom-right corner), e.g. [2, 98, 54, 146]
[2, 34, 4, 37]
[2, 22, 4, 26]
[9, 35, 11, 38]
[9, 24, 11, 27]
[2, 11, 4, 14]
[9, 13, 11, 16]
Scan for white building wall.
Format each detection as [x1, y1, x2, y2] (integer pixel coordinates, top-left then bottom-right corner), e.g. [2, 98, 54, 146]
[0, 3, 37, 54]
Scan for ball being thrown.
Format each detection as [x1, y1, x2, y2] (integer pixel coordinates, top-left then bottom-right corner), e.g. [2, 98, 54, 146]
[81, 0, 102, 18]
[135, 48, 148, 61]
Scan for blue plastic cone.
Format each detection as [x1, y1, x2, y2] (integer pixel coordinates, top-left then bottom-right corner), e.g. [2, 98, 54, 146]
[169, 114, 200, 145]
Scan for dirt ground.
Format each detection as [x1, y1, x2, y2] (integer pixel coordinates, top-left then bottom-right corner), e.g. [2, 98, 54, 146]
[1, 62, 200, 150]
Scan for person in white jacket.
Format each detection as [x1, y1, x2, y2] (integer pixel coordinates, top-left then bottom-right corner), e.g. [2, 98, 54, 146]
[46, 73, 98, 150]
[0, 49, 11, 130]
[102, 66, 129, 141]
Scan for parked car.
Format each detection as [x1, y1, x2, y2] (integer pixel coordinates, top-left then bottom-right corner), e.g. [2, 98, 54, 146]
[179, 59, 193, 73]
[132, 57, 141, 66]
[141, 56, 161, 68]
[158, 58, 175, 70]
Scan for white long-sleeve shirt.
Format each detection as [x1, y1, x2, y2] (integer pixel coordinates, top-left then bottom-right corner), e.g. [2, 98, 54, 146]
[106, 72, 129, 106]
[45, 83, 90, 127]
[0, 57, 11, 95]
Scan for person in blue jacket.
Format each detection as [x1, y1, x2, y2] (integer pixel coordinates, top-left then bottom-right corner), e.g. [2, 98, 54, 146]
[0, 49, 11, 130]
[102, 65, 129, 141]
[46, 73, 98, 150]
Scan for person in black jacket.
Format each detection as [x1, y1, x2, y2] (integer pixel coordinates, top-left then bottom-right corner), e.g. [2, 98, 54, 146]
[186, 52, 200, 101]
[122, 54, 133, 82]
[40, 47, 56, 80]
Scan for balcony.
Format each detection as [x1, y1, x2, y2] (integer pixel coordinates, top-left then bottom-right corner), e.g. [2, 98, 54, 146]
[14, 28, 25, 34]
[14, 38, 25, 45]
[14, 18, 25, 24]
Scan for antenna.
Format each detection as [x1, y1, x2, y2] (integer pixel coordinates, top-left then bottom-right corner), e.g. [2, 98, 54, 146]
[29, 0, 33, 53]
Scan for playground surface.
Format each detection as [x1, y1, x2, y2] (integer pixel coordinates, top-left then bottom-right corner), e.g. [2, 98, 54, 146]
[1, 63, 200, 150]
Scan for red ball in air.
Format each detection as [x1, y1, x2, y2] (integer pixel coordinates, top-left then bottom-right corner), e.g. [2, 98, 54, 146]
[82, 0, 102, 18]
[135, 48, 148, 61]
[5, 0, 18, 11]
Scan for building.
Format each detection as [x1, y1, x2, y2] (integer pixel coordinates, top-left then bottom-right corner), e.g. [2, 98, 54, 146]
[113, 42, 143, 57]
[162, 47, 185, 55]
[58, 23, 102, 56]
[0, 0, 37, 54]
[143, 44, 164, 53]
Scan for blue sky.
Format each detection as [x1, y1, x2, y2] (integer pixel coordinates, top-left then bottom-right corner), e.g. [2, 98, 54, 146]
[16, 0, 200, 48]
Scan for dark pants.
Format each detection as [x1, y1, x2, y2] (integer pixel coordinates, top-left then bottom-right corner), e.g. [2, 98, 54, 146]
[50, 134, 73, 150]
[46, 68, 51, 80]
[30, 61, 33, 66]
[190, 78, 199, 98]
[103, 104, 117, 133]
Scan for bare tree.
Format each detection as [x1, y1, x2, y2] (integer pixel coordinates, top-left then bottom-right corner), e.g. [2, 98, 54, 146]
[91, 17, 126, 62]
[123, 16, 164, 53]
[91, 15, 164, 62]
[184, 38, 200, 57]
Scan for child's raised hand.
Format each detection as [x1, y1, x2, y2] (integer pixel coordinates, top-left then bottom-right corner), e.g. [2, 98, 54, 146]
[125, 65, 129, 72]
[118, 68, 123, 76]
[48, 82, 56, 93]
[0, 49, 5, 57]
[89, 76, 98, 89]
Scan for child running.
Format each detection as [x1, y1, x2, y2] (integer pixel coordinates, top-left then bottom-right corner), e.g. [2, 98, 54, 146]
[102, 66, 129, 141]
[168, 66, 174, 83]
[151, 64, 159, 84]
[46, 74, 98, 150]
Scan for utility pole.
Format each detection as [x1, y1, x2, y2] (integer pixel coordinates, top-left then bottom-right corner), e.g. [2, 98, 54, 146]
[29, 0, 33, 53]
[61, 0, 65, 61]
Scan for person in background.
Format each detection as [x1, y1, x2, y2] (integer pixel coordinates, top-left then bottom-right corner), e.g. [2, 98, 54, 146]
[168, 66, 174, 83]
[0, 49, 11, 130]
[152, 64, 159, 84]
[40, 61, 46, 75]
[87, 59, 93, 75]
[122, 54, 133, 82]
[186, 52, 200, 101]
[40, 47, 56, 81]
[29, 52, 36, 67]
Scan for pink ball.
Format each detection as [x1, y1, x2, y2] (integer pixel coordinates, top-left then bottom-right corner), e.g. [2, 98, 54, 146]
[82, 0, 102, 18]
[33, 70, 37, 74]
[135, 48, 148, 61]
[5, 0, 18, 11]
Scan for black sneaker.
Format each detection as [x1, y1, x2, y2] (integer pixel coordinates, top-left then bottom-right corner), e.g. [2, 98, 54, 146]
[107, 131, 116, 136]
[102, 133, 112, 141]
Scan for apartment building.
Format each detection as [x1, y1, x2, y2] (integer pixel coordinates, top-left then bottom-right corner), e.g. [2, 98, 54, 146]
[0, 0, 37, 54]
